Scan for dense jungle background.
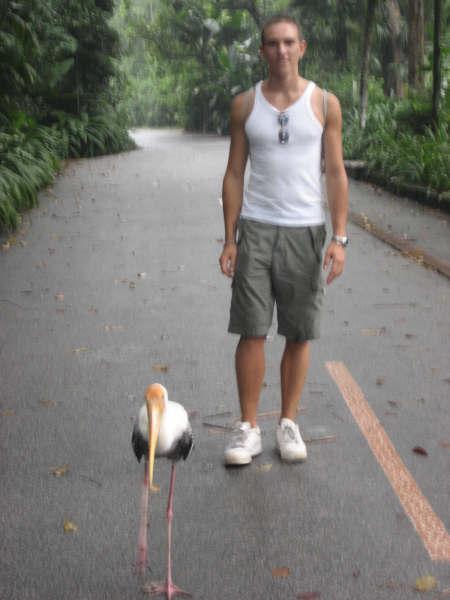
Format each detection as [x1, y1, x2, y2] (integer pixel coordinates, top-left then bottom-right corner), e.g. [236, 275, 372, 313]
[0, 0, 449, 229]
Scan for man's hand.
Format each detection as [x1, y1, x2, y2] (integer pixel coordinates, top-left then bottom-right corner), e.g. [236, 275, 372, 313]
[219, 242, 237, 278]
[323, 241, 345, 285]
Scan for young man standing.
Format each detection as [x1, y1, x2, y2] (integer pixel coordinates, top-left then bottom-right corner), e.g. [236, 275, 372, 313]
[219, 15, 348, 465]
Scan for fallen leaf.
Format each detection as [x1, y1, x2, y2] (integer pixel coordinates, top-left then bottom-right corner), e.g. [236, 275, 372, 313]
[150, 485, 160, 494]
[272, 567, 290, 578]
[1, 409, 14, 418]
[129, 281, 136, 289]
[104, 325, 126, 332]
[64, 520, 77, 533]
[440, 441, 450, 449]
[361, 327, 386, 335]
[39, 399, 59, 407]
[413, 446, 428, 456]
[253, 463, 273, 473]
[52, 464, 69, 477]
[55, 294, 64, 302]
[1, 241, 10, 250]
[376, 377, 385, 386]
[415, 575, 437, 592]
[297, 594, 320, 600]
[72, 347, 88, 354]
[152, 365, 168, 372]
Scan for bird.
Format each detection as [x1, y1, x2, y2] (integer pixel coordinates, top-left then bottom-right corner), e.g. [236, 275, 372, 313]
[132, 383, 193, 599]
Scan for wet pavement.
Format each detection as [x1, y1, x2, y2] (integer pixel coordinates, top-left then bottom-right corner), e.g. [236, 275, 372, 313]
[0, 129, 449, 600]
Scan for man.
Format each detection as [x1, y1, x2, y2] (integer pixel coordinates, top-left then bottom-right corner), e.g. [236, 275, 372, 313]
[219, 15, 348, 466]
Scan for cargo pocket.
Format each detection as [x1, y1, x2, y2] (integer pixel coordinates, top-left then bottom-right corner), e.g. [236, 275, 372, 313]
[308, 225, 326, 263]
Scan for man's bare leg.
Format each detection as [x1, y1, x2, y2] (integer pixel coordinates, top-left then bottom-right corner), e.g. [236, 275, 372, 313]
[280, 340, 310, 421]
[235, 336, 266, 427]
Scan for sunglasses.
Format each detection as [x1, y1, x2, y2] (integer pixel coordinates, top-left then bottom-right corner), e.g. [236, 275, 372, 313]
[278, 112, 289, 144]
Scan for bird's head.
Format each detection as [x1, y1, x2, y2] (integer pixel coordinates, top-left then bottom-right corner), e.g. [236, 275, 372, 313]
[145, 383, 168, 489]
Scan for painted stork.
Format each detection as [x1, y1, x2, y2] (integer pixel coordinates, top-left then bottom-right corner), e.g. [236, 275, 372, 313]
[132, 383, 193, 598]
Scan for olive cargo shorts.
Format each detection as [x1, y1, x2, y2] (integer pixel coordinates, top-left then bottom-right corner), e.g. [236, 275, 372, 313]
[228, 219, 326, 342]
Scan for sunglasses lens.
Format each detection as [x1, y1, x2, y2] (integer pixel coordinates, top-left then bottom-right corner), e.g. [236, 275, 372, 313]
[279, 129, 289, 144]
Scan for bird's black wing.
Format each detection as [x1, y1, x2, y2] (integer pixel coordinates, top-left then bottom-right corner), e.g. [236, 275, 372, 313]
[131, 424, 148, 463]
[167, 430, 194, 462]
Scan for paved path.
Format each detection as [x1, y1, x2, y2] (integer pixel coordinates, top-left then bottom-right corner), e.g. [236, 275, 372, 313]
[1, 129, 449, 600]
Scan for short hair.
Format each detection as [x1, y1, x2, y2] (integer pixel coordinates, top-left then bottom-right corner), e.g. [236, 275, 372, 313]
[261, 15, 303, 45]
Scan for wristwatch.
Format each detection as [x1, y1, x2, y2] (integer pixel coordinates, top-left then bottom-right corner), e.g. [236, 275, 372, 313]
[331, 235, 349, 248]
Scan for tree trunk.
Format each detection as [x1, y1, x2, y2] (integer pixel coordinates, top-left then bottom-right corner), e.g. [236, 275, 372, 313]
[432, 0, 441, 127]
[335, 0, 348, 68]
[408, 0, 424, 91]
[360, 0, 378, 128]
[384, 0, 404, 97]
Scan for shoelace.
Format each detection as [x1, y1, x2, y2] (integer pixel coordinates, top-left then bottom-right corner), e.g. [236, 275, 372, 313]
[282, 424, 299, 443]
[231, 424, 250, 447]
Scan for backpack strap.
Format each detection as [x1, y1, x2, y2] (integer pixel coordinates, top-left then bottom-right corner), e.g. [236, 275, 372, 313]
[242, 87, 254, 122]
[321, 89, 327, 172]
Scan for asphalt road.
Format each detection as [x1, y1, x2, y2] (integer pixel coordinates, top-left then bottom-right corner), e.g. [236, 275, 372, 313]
[1, 129, 449, 600]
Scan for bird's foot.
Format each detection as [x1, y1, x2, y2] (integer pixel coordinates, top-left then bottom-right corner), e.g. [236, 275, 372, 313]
[142, 580, 191, 599]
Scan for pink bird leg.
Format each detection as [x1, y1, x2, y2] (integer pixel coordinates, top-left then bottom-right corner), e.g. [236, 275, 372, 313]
[137, 458, 149, 575]
[142, 463, 191, 599]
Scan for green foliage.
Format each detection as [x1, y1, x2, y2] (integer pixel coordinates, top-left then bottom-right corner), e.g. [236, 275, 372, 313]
[0, 0, 136, 230]
[0, 114, 61, 229]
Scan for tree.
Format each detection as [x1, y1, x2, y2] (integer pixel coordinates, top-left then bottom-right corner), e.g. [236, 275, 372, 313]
[432, 0, 442, 126]
[383, 0, 405, 97]
[359, 0, 378, 128]
[408, 0, 424, 91]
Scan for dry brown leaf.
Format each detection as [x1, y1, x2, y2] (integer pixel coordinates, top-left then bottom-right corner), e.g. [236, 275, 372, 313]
[272, 567, 290, 578]
[104, 325, 126, 333]
[55, 294, 64, 302]
[414, 575, 437, 592]
[72, 347, 88, 354]
[39, 399, 59, 407]
[152, 365, 168, 372]
[297, 594, 320, 600]
[64, 520, 77, 533]
[376, 377, 385, 386]
[440, 441, 450, 449]
[361, 328, 385, 336]
[413, 446, 428, 456]
[1, 241, 10, 250]
[52, 464, 69, 477]
[1, 409, 14, 418]
[129, 281, 136, 289]
[253, 463, 273, 473]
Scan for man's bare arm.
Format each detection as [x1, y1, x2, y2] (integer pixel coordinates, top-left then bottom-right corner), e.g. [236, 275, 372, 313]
[322, 93, 348, 285]
[219, 93, 250, 277]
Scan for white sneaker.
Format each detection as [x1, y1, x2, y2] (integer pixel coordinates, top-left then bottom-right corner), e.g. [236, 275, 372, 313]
[276, 418, 307, 462]
[224, 421, 262, 465]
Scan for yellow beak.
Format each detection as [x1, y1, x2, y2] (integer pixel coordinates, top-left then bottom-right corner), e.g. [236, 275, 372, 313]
[145, 385, 165, 490]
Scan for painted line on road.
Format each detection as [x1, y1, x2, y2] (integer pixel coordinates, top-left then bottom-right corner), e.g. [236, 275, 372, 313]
[326, 361, 450, 562]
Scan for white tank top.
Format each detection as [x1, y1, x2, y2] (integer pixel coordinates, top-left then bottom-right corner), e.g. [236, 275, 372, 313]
[241, 80, 325, 226]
